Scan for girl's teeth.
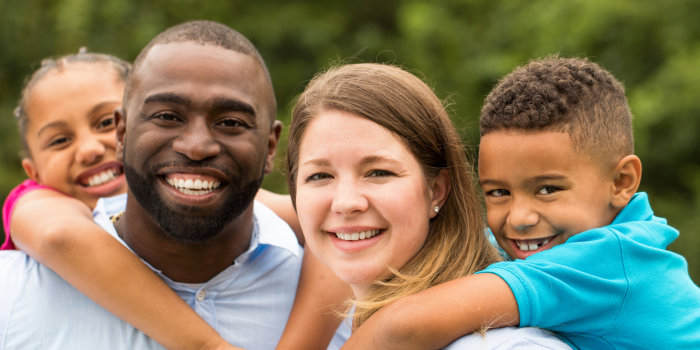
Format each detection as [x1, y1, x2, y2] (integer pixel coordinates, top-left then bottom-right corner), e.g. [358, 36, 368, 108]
[335, 230, 381, 241]
[87, 170, 117, 187]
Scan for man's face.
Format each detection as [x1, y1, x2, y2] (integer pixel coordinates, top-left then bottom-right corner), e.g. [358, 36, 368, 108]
[118, 42, 279, 242]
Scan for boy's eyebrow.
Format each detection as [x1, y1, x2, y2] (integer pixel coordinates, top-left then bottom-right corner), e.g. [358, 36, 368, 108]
[479, 174, 568, 187]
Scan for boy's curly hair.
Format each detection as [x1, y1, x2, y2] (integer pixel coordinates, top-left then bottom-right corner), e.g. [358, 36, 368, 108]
[480, 56, 634, 167]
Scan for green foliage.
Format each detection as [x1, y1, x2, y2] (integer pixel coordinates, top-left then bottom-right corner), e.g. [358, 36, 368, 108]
[1, 0, 698, 282]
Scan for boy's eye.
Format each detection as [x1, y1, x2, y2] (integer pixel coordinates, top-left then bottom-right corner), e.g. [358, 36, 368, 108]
[367, 169, 395, 177]
[537, 186, 560, 195]
[305, 172, 332, 182]
[486, 189, 510, 197]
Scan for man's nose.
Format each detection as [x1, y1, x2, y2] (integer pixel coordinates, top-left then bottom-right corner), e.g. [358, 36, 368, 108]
[172, 118, 221, 161]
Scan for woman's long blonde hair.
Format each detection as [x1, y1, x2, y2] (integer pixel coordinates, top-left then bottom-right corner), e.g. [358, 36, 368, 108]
[287, 63, 501, 327]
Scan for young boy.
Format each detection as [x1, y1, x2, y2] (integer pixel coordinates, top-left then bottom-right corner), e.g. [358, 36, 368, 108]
[341, 56, 700, 349]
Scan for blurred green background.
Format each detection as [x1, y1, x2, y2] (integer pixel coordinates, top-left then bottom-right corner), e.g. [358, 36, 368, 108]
[1, 0, 698, 283]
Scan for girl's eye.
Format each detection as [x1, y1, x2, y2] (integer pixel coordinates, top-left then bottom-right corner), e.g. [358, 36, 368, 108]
[306, 173, 332, 182]
[368, 169, 395, 177]
[48, 136, 70, 148]
[486, 189, 510, 197]
[97, 116, 115, 129]
[537, 186, 560, 195]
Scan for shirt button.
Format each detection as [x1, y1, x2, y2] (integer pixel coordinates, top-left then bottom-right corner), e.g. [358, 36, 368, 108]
[196, 290, 206, 301]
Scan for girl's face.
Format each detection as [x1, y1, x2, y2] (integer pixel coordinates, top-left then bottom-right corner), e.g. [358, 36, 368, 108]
[295, 110, 440, 297]
[21, 63, 126, 209]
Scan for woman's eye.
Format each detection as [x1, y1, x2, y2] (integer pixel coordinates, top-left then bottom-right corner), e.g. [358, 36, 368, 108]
[306, 173, 332, 182]
[537, 186, 560, 195]
[368, 169, 395, 177]
[486, 189, 509, 197]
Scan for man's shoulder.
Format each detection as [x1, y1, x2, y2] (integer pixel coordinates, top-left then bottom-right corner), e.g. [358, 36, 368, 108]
[254, 200, 302, 257]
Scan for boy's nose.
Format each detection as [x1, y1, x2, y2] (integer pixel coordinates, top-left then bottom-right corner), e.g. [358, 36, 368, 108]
[172, 118, 221, 161]
[507, 200, 539, 232]
[76, 135, 106, 165]
[331, 179, 369, 216]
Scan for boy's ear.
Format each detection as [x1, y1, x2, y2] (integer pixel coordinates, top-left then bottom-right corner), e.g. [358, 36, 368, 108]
[21, 158, 40, 183]
[429, 169, 451, 219]
[115, 107, 126, 162]
[611, 155, 642, 209]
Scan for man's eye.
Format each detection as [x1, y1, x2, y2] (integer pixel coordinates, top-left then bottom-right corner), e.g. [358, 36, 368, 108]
[487, 189, 509, 197]
[218, 119, 246, 128]
[537, 186, 560, 195]
[154, 112, 180, 122]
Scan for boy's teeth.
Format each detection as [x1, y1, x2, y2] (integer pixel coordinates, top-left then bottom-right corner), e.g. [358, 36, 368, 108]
[516, 238, 551, 251]
[335, 230, 381, 241]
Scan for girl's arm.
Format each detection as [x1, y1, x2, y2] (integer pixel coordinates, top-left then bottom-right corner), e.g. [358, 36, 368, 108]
[276, 250, 352, 349]
[10, 189, 239, 350]
[340, 273, 518, 349]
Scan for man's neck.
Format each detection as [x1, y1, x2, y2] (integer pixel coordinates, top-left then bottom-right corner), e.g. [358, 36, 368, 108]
[114, 199, 255, 283]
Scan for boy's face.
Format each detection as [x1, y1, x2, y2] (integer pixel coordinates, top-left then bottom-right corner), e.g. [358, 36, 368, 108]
[22, 64, 127, 209]
[478, 130, 619, 260]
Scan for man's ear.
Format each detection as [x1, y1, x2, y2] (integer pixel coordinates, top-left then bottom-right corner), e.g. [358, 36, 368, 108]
[115, 107, 126, 162]
[429, 169, 451, 219]
[21, 158, 40, 183]
[611, 155, 642, 209]
[264, 120, 282, 174]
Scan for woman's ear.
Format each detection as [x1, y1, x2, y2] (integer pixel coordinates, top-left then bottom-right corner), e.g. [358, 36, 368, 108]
[611, 155, 642, 209]
[429, 169, 451, 219]
[21, 158, 40, 183]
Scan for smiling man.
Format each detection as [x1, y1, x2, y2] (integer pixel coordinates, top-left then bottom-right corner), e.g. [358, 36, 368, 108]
[0, 21, 302, 349]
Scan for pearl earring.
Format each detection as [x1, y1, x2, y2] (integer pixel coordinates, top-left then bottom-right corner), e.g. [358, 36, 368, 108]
[434, 206, 440, 213]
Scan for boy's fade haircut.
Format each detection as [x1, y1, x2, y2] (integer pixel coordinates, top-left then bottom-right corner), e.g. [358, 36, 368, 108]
[480, 56, 634, 168]
[124, 20, 276, 116]
[14, 48, 131, 158]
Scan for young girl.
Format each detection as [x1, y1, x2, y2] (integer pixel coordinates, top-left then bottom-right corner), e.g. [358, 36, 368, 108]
[2, 49, 298, 350]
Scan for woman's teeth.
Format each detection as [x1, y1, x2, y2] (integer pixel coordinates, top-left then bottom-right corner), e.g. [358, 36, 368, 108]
[515, 237, 551, 251]
[335, 229, 381, 241]
[166, 177, 221, 195]
[87, 169, 119, 187]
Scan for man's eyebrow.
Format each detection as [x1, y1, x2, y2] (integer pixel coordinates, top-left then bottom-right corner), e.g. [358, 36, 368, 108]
[211, 97, 256, 117]
[143, 92, 191, 107]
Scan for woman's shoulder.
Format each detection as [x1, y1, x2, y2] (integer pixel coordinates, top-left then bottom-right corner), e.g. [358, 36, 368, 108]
[445, 327, 571, 350]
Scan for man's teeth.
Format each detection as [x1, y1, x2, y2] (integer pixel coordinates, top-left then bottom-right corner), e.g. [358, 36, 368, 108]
[335, 230, 381, 241]
[87, 169, 119, 187]
[166, 177, 221, 195]
[515, 238, 551, 251]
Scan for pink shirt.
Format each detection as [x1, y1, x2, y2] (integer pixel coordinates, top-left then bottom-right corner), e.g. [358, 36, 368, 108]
[1, 180, 52, 250]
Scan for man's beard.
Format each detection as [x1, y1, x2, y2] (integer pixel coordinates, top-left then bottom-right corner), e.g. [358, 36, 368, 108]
[124, 162, 263, 243]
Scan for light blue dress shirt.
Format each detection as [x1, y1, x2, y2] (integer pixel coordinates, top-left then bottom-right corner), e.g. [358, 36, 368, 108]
[0, 194, 303, 349]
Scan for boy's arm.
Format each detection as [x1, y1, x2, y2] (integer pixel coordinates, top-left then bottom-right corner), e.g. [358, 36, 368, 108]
[277, 250, 352, 349]
[10, 190, 239, 350]
[341, 273, 518, 350]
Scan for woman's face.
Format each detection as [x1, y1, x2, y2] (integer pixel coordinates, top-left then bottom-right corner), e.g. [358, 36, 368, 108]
[295, 109, 439, 297]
